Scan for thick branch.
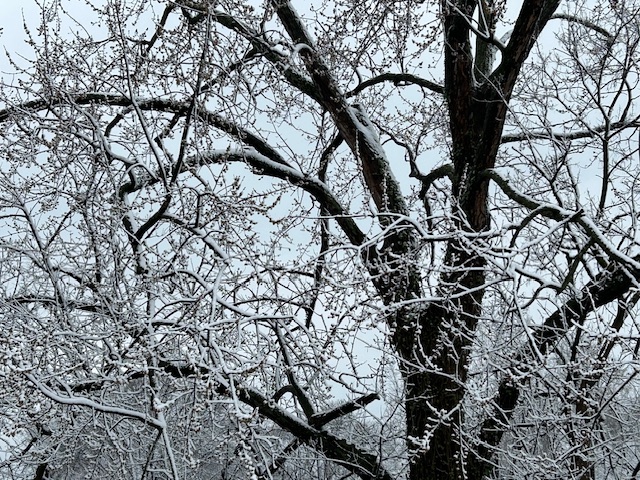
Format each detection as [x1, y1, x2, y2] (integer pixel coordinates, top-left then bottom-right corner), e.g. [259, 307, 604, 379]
[443, 0, 476, 151]
[470, 260, 640, 478]
[470, 168, 640, 477]
[535, 262, 640, 354]
[550, 13, 613, 38]
[157, 361, 391, 479]
[490, 0, 561, 95]
[271, 0, 410, 219]
[309, 393, 380, 427]
[28, 358, 391, 480]
[0, 93, 369, 248]
[191, 149, 368, 247]
[232, 385, 392, 480]
[485, 168, 640, 270]
[176, 0, 323, 103]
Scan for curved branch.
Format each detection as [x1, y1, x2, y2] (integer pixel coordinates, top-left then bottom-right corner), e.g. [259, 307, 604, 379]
[471, 250, 640, 479]
[190, 148, 368, 247]
[27, 358, 391, 480]
[176, 0, 323, 103]
[418, 163, 455, 193]
[535, 261, 640, 354]
[346, 72, 444, 97]
[418, 163, 454, 236]
[25, 373, 166, 430]
[155, 360, 390, 480]
[0, 92, 370, 251]
[485, 168, 640, 271]
[550, 13, 613, 39]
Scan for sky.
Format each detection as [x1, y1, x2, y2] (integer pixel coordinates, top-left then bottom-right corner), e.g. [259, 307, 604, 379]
[2, 3, 39, 70]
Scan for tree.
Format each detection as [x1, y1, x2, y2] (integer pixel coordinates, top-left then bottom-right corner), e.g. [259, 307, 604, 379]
[1, 0, 639, 479]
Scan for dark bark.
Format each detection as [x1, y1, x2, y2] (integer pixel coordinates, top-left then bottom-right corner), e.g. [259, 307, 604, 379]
[269, 1, 570, 478]
[426, 1, 561, 478]
[33, 464, 49, 480]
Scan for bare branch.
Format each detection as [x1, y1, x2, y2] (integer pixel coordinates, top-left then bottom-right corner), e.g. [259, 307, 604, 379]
[485, 168, 640, 271]
[271, 0, 411, 220]
[550, 13, 613, 38]
[176, 0, 323, 103]
[501, 117, 640, 144]
[346, 72, 444, 97]
[191, 149, 368, 247]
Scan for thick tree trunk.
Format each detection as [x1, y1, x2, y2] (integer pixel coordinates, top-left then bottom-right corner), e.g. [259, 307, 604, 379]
[270, 2, 566, 477]
[394, 88, 499, 479]
[395, 262, 487, 480]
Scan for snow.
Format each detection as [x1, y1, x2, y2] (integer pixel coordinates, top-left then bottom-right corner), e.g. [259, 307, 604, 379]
[25, 373, 167, 430]
[488, 168, 640, 271]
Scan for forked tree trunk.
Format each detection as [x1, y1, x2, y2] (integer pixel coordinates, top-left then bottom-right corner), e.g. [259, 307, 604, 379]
[270, 1, 561, 478]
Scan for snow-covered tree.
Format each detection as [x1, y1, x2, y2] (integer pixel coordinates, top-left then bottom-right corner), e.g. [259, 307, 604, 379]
[1, 1, 639, 479]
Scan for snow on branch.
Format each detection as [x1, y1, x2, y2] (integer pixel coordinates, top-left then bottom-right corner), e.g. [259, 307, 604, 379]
[485, 168, 640, 271]
[229, 383, 393, 480]
[309, 393, 380, 427]
[177, 0, 323, 102]
[347, 72, 444, 97]
[156, 359, 393, 480]
[0, 93, 371, 249]
[272, 0, 411, 221]
[25, 373, 166, 430]
[191, 148, 369, 247]
[550, 13, 613, 38]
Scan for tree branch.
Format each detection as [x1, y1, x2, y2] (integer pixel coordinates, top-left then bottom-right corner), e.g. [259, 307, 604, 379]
[485, 168, 640, 271]
[191, 148, 368, 247]
[534, 261, 640, 355]
[469, 258, 640, 478]
[550, 13, 613, 38]
[229, 383, 392, 480]
[26, 357, 391, 480]
[155, 360, 390, 479]
[442, 0, 476, 151]
[470, 167, 640, 477]
[490, 0, 561, 95]
[500, 117, 640, 144]
[270, 0, 411, 220]
[25, 373, 166, 430]
[176, 0, 323, 103]
[0, 92, 369, 248]
[346, 72, 444, 97]
[310, 393, 380, 427]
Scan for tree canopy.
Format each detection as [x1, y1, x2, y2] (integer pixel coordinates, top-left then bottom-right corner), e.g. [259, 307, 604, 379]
[1, 0, 639, 479]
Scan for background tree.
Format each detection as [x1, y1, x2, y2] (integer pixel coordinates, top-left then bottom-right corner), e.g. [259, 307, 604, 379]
[1, 0, 639, 479]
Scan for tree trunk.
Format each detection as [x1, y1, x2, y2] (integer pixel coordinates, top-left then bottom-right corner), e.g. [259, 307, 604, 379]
[394, 83, 499, 480]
